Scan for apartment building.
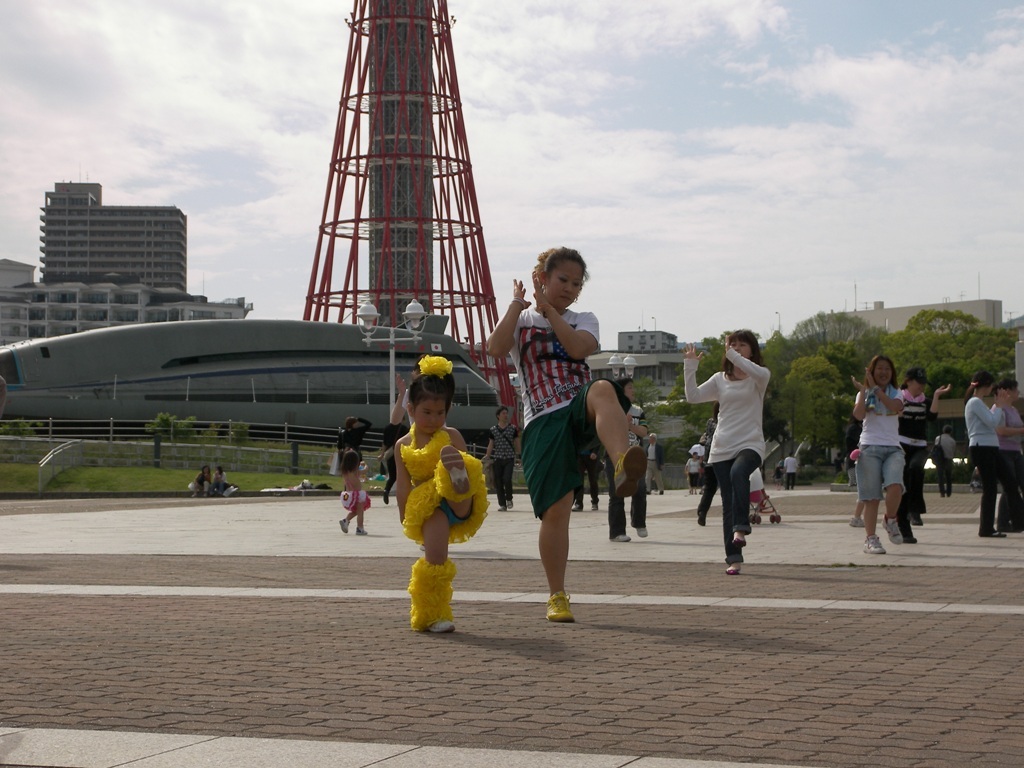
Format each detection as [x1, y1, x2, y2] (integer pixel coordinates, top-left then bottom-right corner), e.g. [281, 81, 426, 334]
[40, 182, 187, 291]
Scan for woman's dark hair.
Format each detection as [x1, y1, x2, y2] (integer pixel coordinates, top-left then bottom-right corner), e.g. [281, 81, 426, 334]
[994, 378, 1019, 394]
[863, 355, 897, 389]
[409, 357, 456, 412]
[340, 448, 361, 474]
[344, 416, 358, 430]
[534, 247, 589, 284]
[722, 330, 762, 377]
[964, 370, 996, 402]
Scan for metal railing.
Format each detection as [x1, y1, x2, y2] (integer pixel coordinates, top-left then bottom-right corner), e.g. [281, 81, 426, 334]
[38, 439, 84, 495]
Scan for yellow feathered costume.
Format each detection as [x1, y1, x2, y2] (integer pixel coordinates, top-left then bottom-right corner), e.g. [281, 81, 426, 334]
[400, 354, 489, 631]
[399, 424, 488, 545]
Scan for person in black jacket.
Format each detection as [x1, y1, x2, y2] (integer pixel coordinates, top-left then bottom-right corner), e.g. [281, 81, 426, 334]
[338, 415, 373, 463]
[895, 367, 951, 540]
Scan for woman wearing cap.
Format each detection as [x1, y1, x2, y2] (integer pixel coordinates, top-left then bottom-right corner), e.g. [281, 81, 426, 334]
[964, 370, 1014, 538]
[895, 367, 951, 541]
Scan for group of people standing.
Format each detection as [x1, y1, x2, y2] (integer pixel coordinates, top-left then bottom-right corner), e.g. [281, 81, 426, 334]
[847, 359, 1024, 553]
[327, 245, 1022, 634]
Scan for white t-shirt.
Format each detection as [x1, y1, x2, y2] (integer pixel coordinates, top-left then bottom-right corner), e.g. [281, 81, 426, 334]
[683, 348, 770, 462]
[510, 308, 599, 427]
[858, 384, 902, 447]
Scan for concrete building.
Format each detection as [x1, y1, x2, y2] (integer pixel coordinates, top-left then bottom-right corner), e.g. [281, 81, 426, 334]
[0, 183, 252, 344]
[588, 330, 684, 399]
[40, 182, 187, 291]
[852, 298, 1002, 332]
[0, 259, 251, 344]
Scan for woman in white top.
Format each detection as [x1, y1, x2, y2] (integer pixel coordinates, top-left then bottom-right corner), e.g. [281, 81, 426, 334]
[965, 370, 1010, 537]
[684, 330, 770, 575]
[851, 355, 905, 555]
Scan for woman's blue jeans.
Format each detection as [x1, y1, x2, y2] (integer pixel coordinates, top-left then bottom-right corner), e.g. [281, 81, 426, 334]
[712, 449, 761, 564]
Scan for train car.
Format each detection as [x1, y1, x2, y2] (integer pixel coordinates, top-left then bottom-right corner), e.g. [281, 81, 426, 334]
[0, 319, 499, 443]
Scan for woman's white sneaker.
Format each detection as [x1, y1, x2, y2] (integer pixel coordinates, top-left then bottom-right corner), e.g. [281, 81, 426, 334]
[863, 535, 886, 554]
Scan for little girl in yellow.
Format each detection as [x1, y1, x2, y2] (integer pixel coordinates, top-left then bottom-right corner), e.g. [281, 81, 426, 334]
[395, 355, 488, 632]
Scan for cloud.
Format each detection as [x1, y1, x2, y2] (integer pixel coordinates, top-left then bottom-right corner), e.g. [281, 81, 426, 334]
[1, 1, 1022, 342]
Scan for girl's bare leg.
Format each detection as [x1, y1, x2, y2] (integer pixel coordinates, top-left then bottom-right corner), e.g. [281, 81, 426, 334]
[539, 492, 573, 593]
[422, 509, 450, 565]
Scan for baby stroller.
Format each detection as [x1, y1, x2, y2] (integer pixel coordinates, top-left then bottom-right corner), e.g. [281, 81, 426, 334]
[749, 468, 781, 524]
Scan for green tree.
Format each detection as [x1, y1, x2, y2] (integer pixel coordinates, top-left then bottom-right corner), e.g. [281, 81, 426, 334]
[882, 310, 1015, 393]
[664, 335, 726, 429]
[0, 419, 41, 437]
[787, 311, 884, 361]
[145, 413, 197, 440]
[780, 355, 847, 451]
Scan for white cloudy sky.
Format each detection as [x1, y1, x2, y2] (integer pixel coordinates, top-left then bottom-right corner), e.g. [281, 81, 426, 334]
[1, 0, 1022, 343]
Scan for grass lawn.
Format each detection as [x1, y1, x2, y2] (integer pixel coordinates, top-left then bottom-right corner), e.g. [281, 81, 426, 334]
[0, 464, 387, 495]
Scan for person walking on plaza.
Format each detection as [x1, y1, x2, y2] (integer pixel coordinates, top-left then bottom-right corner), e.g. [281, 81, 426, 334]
[992, 378, 1024, 532]
[338, 449, 371, 536]
[695, 407, 719, 525]
[844, 416, 862, 487]
[645, 433, 665, 495]
[686, 451, 702, 495]
[851, 355, 906, 554]
[934, 425, 956, 497]
[603, 377, 649, 542]
[484, 405, 520, 511]
[894, 367, 951, 539]
[337, 415, 372, 466]
[486, 247, 646, 623]
[380, 375, 409, 505]
[395, 356, 488, 633]
[783, 454, 798, 490]
[572, 448, 601, 511]
[964, 370, 1014, 539]
[684, 330, 770, 575]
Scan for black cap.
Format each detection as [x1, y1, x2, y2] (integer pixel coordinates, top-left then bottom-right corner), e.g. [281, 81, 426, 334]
[906, 366, 928, 384]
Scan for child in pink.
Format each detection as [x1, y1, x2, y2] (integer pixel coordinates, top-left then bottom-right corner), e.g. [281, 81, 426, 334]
[338, 448, 370, 535]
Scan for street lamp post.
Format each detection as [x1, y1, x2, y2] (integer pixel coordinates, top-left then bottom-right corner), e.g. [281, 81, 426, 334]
[356, 300, 427, 411]
[607, 353, 638, 378]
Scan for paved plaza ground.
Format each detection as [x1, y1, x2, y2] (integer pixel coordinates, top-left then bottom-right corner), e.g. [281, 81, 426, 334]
[1, 488, 1023, 767]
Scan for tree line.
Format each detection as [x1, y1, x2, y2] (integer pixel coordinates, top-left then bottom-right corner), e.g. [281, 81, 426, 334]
[639, 309, 1017, 465]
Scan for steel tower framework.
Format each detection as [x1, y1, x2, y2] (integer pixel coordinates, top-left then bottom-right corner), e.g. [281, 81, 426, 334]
[305, 0, 513, 407]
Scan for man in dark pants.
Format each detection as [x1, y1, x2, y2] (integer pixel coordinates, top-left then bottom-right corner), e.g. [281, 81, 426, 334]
[484, 405, 520, 511]
[934, 425, 956, 497]
[573, 449, 601, 511]
[604, 378, 648, 541]
[696, 410, 718, 526]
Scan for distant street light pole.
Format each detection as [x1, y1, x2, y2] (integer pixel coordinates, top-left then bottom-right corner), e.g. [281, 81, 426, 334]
[356, 300, 427, 410]
[775, 311, 782, 335]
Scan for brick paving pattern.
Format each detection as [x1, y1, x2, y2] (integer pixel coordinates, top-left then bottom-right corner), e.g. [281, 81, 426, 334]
[2, 490, 1024, 767]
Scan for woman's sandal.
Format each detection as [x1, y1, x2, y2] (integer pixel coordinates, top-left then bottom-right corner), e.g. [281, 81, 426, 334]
[732, 533, 747, 548]
[726, 563, 741, 575]
[440, 445, 471, 495]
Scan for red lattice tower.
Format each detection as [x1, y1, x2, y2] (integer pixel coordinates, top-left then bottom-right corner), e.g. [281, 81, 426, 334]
[304, 0, 513, 407]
